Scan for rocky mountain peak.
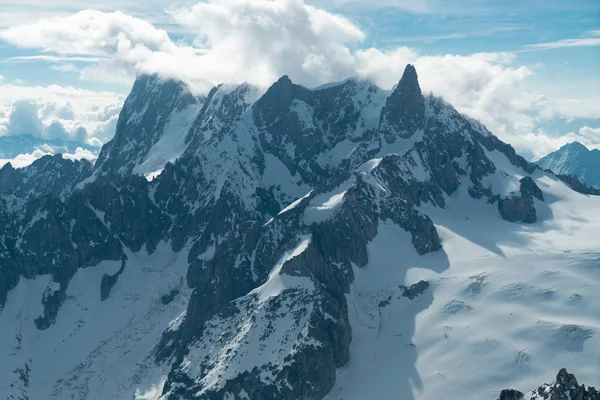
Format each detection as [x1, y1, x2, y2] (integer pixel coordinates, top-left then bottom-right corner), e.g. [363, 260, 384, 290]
[0, 154, 93, 199]
[94, 73, 203, 179]
[396, 63, 421, 98]
[379, 63, 425, 140]
[253, 74, 311, 120]
[537, 141, 600, 188]
[499, 369, 600, 399]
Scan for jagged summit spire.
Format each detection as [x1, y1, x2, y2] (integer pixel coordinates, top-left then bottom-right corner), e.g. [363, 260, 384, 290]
[396, 64, 421, 97]
[379, 64, 425, 140]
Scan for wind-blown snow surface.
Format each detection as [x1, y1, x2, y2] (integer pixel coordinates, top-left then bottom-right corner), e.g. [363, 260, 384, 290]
[0, 245, 191, 400]
[327, 157, 600, 399]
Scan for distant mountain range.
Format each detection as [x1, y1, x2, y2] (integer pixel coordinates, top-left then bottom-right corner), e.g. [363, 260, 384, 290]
[0, 134, 96, 159]
[537, 141, 600, 188]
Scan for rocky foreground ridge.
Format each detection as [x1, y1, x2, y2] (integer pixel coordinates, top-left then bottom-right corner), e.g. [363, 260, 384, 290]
[499, 369, 600, 400]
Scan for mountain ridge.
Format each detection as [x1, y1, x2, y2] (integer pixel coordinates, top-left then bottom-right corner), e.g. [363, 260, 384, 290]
[0, 65, 599, 400]
[537, 141, 600, 188]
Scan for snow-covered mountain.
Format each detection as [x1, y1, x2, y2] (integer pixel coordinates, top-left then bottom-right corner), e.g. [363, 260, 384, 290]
[0, 154, 92, 200]
[537, 141, 600, 188]
[94, 74, 204, 180]
[1, 65, 599, 400]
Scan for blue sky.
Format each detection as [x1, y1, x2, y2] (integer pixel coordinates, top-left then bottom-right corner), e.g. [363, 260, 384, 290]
[0, 0, 598, 160]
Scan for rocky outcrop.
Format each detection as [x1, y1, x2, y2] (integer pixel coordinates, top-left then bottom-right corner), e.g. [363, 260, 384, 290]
[380, 64, 425, 141]
[498, 177, 544, 223]
[499, 389, 524, 400]
[0, 154, 93, 199]
[400, 280, 430, 300]
[94, 74, 202, 179]
[500, 369, 600, 400]
[100, 256, 127, 301]
[557, 174, 600, 196]
[498, 195, 536, 223]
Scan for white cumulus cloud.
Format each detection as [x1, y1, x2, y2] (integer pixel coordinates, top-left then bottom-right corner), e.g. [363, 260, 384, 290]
[0, 83, 124, 145]
[0, 0, 598, 158]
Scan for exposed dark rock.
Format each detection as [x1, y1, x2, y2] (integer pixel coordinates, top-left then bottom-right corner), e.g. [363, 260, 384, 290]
[95, 73, 202, 179]
[380, 64, 425, 140]
[501, 369, 600, 400]
[498, 195, 537, 223]
[160, 289, 180, 305]
[400, 280, 430, 300]
[498, 176, 544, 223]
[34, 285, 65, 330]
[100, 256, 127, 301]
[480, 134, 537, 175]
[498, 389, 524, 400]
[0, 154, 93, 199]
[520, 176, 544, 201]
[557, 174, 600, 196]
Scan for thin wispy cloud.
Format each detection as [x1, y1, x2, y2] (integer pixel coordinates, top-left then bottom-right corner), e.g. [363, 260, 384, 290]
[388, 33, 466, 43]
[523, 32, 600, 51]
[388, 25, 525, 44]
[3, 55, 104, 63]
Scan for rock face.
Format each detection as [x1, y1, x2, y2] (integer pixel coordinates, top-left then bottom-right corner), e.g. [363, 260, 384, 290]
[0, 154, 93, 199]
[94, 74, 203, 179]
[400, 280, 430, 300]
[499, 389, 524, 400]
[498, 177, 544, 223]
[557, 174, 600, 196]
[380, 64, 425, 141]
[537, 142, 600, 188]
[500, 369, 600, 400]
[0, 65, 579, 400]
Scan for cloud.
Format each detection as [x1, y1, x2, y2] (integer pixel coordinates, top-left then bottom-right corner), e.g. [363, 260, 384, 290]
[167, 0, 364, 87]
[0, 146, 97, 169]
[525, 126, 600, 161]
[317, 0, 431, 13]
[1, 9, 181, 85]
[0, 149, 50, 169]
[0, 2, 365, 89]
[1, 10, 175, 56]
[523, 31, 600, 51]
[6, 101, 44, 137]
[52, 63, 80, 73]
[0, 0, 598, 159]
[0, 83, 123, 145]
[4, 55, 103, 63]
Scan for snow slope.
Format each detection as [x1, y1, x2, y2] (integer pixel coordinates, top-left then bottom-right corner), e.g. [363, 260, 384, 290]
[0, 245, 191, 400]
[134, 104, 201, 179]
[327, 154, 600, 400]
